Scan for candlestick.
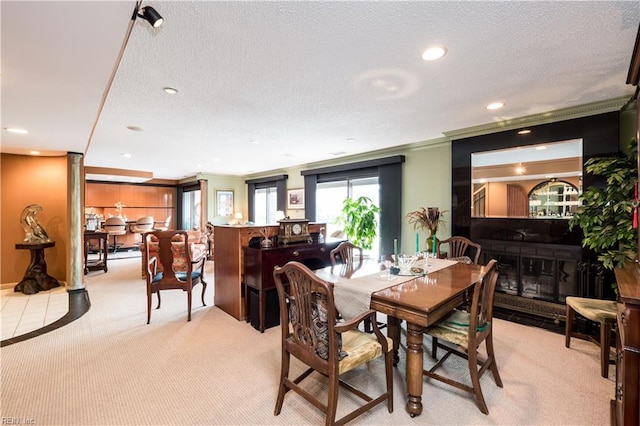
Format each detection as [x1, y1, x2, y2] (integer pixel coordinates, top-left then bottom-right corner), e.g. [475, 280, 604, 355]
[393, 238, 398, 266]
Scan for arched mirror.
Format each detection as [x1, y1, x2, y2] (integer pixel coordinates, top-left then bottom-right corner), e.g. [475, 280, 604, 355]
[528, 179, 580, 218]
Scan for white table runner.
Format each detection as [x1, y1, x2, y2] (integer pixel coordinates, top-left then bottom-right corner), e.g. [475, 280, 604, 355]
[331, 258, 457, 320]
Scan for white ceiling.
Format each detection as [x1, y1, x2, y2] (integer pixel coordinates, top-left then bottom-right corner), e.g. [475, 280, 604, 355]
[2, 1, 639, 181]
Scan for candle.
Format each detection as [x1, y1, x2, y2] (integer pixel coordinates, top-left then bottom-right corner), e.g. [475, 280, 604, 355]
[432, 234, 437, 255]
[393, 238, 398, 266]
[415, 232, 419, 253]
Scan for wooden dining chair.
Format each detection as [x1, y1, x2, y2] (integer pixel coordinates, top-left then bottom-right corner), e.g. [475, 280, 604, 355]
[144, 230, 207, 323]
[330, 241, 384, 333]
[329, 241, 364, 270]
[272, 261, 393, 425]
[437, 236, 482, 265]
[423, 259, 502, 415]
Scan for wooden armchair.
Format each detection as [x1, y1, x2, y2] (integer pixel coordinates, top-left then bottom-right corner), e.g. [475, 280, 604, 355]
[140, 229, 207, 278]
[424, 259, 502, 414]
[272, 261, 393, 425]
[437, 236, 482, 265]
[144, 230, 207, 323]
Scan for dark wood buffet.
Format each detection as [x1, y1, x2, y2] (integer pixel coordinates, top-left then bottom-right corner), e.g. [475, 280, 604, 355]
[244, 239, 342, 332]
[612, 261, 640, 425]
[213, 224, 327, 322]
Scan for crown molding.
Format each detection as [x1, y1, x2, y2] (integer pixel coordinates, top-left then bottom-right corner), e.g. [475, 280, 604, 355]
[443, 96, 631, 141]
[243, 97, 631, 180]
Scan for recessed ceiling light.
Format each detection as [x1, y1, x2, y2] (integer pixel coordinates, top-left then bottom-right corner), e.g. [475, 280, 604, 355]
[126, 125, 144, 132]
[347, 138, 355, 143]
[535, 145, 547, 150]
[514, 165, 526, 175]
[330, 151, 347, 156]
[250, 140, 259, 144]
[4, 127, 28, 134]
[421, 46, 447, 61]
[486, 102, 505, 110]
[29, 150, 40, 155]
[122, 153, 132, 159]
[518, 129, 531, 135]
[163, 87, 178, 95]
[196, 163, 203, 168]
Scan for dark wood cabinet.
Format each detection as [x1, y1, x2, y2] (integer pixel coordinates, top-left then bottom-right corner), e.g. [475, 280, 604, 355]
[612, 262, 640, 425]
[244, 240, 341, 332]
[213, 224, 327, 321]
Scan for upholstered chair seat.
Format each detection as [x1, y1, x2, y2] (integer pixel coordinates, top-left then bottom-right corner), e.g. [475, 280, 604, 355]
[565, 296, 617, 378]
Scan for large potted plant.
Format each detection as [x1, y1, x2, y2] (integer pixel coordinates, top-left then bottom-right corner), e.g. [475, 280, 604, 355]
[406, 206, 447, 252]
[337, 196, 380, 250]
[569, 138, 638, 284]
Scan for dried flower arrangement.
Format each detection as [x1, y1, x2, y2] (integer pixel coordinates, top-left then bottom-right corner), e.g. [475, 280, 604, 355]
[406, 207, 447, 234]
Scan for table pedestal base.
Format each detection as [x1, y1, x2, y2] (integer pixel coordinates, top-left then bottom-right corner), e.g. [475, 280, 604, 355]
[405, 321, 425, 417]
[14, 242, 60, 295]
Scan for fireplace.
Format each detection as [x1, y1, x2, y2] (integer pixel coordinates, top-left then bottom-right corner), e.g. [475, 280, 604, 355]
[451, 111, 621, 324]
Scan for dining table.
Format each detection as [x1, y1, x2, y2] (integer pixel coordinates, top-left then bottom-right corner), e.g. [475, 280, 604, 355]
[316, 257, 484, 418]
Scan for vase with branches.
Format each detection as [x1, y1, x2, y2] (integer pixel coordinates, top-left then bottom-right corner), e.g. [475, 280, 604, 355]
[406, 207, 447, 251]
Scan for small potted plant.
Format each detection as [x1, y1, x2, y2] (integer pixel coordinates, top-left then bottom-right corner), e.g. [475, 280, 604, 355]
[406, 206, 447, 251]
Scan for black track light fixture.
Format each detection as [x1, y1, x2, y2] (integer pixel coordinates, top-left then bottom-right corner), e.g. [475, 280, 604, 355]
[137, 5, 163, 28]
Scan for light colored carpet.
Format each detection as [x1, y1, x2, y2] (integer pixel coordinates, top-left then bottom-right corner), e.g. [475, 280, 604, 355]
[0, 257, 614, 425]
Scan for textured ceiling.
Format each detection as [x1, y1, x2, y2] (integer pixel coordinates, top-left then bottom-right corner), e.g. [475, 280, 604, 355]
[2, 1, 639, 180]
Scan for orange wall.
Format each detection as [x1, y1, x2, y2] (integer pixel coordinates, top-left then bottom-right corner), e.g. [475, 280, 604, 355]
[1, 154, 69, 284]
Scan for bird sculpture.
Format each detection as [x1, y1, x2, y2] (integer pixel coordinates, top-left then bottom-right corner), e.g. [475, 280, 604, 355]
[20, 204, 51, 243]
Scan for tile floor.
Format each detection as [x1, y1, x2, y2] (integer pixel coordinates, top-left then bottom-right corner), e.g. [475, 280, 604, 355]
[1, 285, 69, 341]
[1, 250, 139, 345]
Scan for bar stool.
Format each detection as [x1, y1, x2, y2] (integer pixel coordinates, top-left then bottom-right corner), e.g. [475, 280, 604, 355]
[565, 296, 617, 378]
[104, 217, 127, 253]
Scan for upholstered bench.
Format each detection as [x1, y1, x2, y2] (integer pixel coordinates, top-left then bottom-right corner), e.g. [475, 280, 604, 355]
[140, 230, 207, 278]
[565, 296, 617, 378]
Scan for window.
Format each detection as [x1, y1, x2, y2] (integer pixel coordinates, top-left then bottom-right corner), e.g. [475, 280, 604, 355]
[316, 176, 380, 256]
[245, 174, 288, 224]
[302, 156, 404, 260]
[181, 188, 201, 230]
[254, 186, 278, 225]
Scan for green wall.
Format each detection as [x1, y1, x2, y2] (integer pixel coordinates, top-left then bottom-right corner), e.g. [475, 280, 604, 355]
[195, 97, 630, 255]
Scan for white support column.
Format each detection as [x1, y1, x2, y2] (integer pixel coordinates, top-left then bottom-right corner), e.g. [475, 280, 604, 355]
[66, 152, 85, 291]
